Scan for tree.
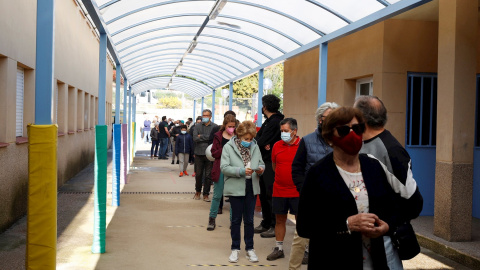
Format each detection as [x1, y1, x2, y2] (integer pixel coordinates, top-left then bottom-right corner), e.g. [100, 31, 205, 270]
[157, 96, 182, 109]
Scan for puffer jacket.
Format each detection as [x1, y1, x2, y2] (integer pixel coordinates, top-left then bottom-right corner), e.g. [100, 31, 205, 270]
[175, 133, 194, 156]
[221, 137, 265, 197]
[150, 128, 159, 141]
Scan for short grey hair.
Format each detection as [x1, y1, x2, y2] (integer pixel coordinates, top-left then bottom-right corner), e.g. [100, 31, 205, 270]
[315, 102, 339, 122]
[202, 109, 212, 116]
[354, 95, 387, 128]
[280, 118, 297, 131]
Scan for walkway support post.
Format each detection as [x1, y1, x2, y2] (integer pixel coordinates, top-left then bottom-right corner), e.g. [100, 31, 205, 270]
[128, 91, 132, 165]
[121, 81, 128, 184]
[257, 69, 264, 127]
[212, 90, 216, 123]
[201, 97, 204, 113]
[318, 42, 328, 107]
[229, 82, 233, 111]
[193, 99, 196, 121]
[92, 32, 108, 254]
[27, 0, 57, 267]
[133, 94, 137, 157]
[112, 64, 121, 207]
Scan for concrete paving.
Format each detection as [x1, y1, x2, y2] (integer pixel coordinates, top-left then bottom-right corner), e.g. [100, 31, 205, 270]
[0, 141, 478, 269]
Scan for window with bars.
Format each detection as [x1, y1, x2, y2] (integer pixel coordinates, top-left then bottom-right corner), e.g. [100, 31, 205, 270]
[406, 73, 437, 147]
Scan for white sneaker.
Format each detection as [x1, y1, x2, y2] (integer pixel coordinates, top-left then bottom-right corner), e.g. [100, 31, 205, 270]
[246, 249, 259, 263]
[229, 249, 240, 263]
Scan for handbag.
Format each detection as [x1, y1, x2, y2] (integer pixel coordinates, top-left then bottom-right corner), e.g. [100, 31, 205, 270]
[391, 222, 420, 260]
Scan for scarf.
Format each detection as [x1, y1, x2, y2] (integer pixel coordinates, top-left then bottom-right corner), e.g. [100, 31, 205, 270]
[234, 137, 251, 167]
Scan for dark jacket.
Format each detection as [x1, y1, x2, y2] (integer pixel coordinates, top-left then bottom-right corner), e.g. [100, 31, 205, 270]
[208, 125, 221, 145]
[255, 113, 284, 162]
[193, 122, 218, 155]
[170, 126, 182, 141]
[291, 128, 332, 193]
[211, 130, 227, 183]
[297, 153, 399, 270]
[150, 128, 159, 141]
[175, 133, 194, 156]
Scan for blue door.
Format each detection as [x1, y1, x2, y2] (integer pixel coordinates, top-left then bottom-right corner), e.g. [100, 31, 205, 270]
[405, 73, 437, 216]
[472, 76, 480, 218]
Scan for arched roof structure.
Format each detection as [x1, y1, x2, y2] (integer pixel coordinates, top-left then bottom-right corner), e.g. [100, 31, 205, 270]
[81, 0, 431, 98]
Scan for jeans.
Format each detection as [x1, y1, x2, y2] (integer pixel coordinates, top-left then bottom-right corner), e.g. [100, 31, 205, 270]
[195, 155, 212, 195]
[158, 138, 169, 158]
[178, 153, 190, 172]
[151, 140, 159, 156]
[230, 178, 256, 250]
[209, 172, 227, 218]
[143, 130, 151, 143]
[384, 236, 403, 270]
[259, 160, 275, 228]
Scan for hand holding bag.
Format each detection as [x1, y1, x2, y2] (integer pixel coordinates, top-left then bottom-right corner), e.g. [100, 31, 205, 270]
[391, 222, 421, 260]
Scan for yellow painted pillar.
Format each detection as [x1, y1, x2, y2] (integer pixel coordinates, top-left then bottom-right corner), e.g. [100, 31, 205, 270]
[434, 0, 478, 241]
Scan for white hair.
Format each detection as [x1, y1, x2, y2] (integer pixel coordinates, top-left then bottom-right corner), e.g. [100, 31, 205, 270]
[315, 102, 339, 122]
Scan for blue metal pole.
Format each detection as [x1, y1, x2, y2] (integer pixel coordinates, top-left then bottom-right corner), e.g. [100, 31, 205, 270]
[257, 69, 264, 127]
[193, 99, 196, 121]
[318, 42, 328, 106]
[133, 94, 137, 157]
[212, 90, 216, 123]
[34, 0, 55, 125]
[98, 33, 107, 126]
[201, 97, 204, 113]
[127, 89, 131, 168]
[123, 80, 128, 123]
[115, 64, 121, 123]
[229, 82, 233, 111]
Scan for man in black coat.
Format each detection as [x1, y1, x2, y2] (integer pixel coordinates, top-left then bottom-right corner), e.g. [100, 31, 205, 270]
[254, 94, 284, 238]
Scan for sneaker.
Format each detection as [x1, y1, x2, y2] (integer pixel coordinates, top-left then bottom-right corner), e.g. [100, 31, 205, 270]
[192, 173, 196, 177]
[229, 250, 240, 263]
[171, 160, 175, 164]
[203, 195, 211, 202]
[207, 217, 216, 231]
[176, 160, 179, 164]
[179, 172, 183, 177]
[193, 192, 201, 200]
[302, 250, 309, 265]
[183, 171, 189, 176]
[266, 247, 284, 261]
[254, 224, 269, 234]
[218, 207, 223, 214]
[246, 249, 259, 263]
[260, 227, 275, 238]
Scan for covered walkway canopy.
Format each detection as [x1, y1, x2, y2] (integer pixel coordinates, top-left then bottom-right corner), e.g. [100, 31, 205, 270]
[80, 0, 431, 99]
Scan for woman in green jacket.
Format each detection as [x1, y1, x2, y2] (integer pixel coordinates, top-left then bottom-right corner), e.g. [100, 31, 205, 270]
[221, 120, 265, 264]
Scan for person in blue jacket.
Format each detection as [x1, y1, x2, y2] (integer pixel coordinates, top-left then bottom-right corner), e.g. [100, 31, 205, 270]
[175, 125, 194, 177]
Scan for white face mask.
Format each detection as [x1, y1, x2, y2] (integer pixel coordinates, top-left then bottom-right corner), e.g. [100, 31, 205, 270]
[175, 124, 179, 127]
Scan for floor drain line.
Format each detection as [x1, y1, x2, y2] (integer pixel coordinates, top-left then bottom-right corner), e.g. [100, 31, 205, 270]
[58, 191, 196, 195]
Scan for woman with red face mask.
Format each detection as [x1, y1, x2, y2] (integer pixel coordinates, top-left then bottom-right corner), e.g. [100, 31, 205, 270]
[296, 107, 402, 270]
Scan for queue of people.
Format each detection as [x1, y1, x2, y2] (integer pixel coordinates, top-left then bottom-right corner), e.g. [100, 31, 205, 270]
[142, 93, 423, 269]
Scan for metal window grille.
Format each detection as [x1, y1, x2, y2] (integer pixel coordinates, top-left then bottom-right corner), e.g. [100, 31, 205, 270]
[406, 73, 437, 147]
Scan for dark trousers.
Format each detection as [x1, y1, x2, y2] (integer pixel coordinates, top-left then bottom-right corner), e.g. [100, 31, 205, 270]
[195, 155, 212, 195]
[158, 138, 169, 158]
[151, 140, 159, 156]
[230, 179, 256, 250]
[259, 160, 275, 228]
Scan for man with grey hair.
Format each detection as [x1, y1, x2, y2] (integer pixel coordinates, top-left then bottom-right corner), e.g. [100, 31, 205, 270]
[193, 109, 218, 201]
[354, 95, 423, 267]
[289, 101, 338, 269]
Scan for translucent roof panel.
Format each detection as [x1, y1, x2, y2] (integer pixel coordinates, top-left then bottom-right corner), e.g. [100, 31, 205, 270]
[89, 0, 426, 96]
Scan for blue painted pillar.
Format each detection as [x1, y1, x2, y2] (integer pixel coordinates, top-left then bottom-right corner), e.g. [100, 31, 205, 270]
[212, 90, 216, 123]
[318, 42, 328, 107]
[193, 99, 196, 121]
[98, 33, 107, 126]
[34, 0, 55, 124]
[28, 0, 57, 268]
[115, 64, 121, 123]
[257, 69, 264, 127]
[123, 79, 128, 123]
[201, 97, 204, 113]
[229, 82, 233, 111]
[133, 94, 137, 157]
[112, 64, 121, 207]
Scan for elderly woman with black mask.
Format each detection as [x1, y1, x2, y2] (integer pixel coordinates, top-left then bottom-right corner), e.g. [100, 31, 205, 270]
[297, 107, 401, 270]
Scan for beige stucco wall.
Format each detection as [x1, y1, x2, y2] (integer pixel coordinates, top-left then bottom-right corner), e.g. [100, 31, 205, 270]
[285, 19, 439, 145]
[0, 0, 113, 232]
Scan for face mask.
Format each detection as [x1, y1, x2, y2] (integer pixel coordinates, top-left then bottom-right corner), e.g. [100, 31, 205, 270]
[175, 124, 179, 127]
[226, 127, 235, 135]
[331, 130, 363, 155]
[241, 140, 252, 148]
[202, 117, 210, 123]
[181, 131, 186, 134]
[281, 131, 292, 143]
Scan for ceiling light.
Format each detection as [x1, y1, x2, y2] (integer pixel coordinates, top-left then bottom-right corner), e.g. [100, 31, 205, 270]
[209, 0, 227, 20]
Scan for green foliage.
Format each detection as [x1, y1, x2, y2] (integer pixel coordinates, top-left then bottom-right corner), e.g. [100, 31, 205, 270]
[157, 96, 182, 109]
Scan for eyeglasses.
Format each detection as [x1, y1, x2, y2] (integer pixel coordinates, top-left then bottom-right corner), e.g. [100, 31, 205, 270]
[335, 123, 365, 137]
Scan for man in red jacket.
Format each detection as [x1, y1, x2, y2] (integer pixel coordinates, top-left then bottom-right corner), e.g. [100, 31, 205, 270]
[267, 118, 300, 261]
